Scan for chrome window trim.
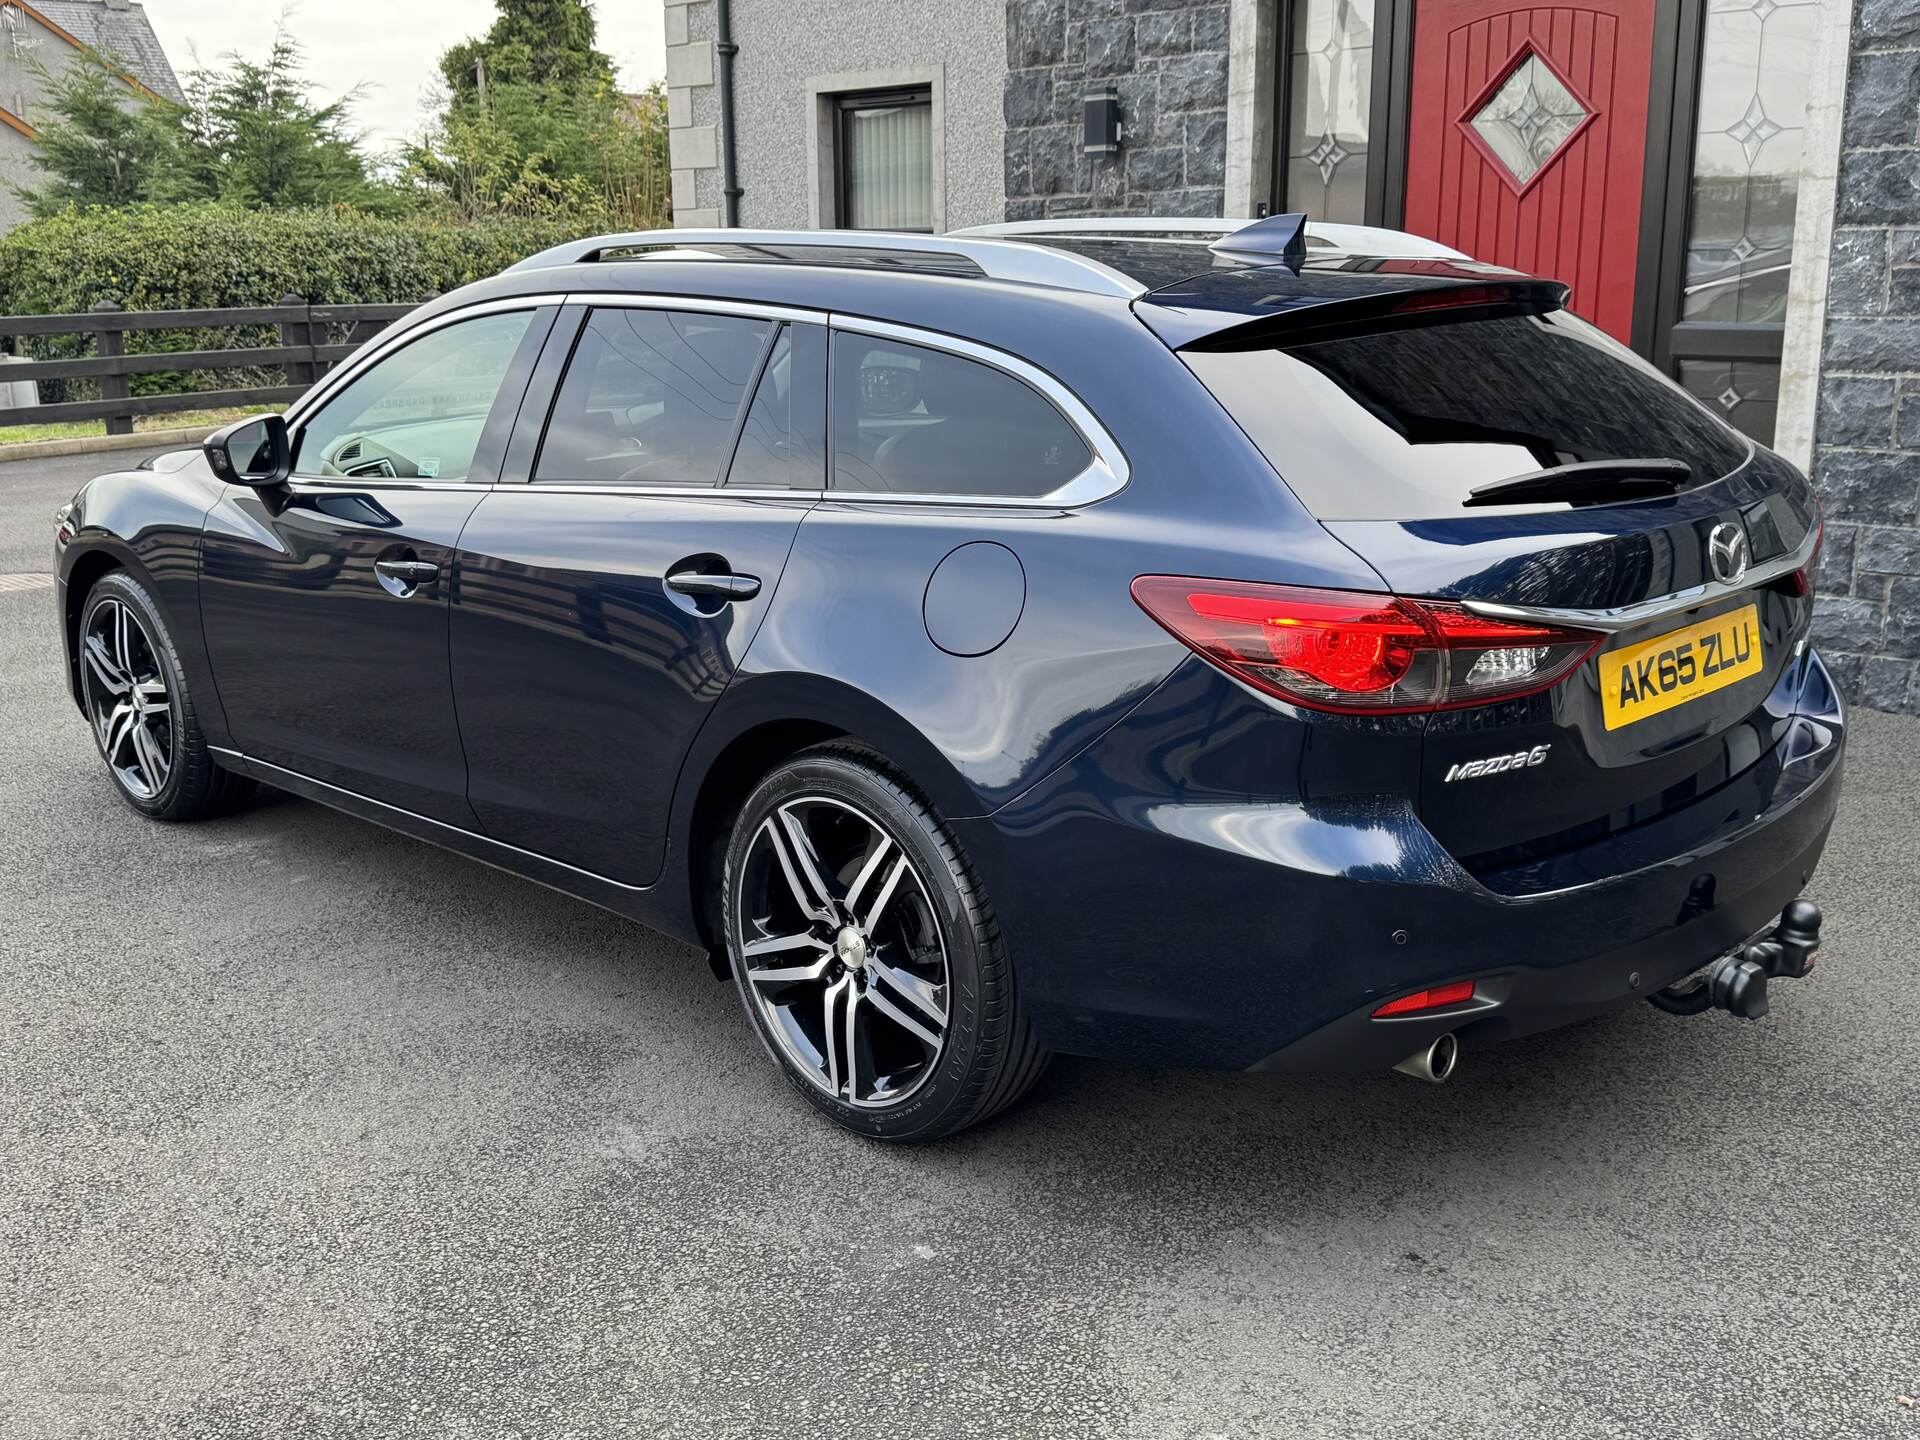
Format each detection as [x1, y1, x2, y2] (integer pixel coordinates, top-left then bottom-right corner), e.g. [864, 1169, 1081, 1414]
[282, 477, 495, 494]
[278, 478, 824, 500]
[286, 295, 1130, 509]
[1460, 527, 1818, 634]
[559, 292, 827, 325]
[505, 484, 822, 501]
[826, 313, 1129, 509]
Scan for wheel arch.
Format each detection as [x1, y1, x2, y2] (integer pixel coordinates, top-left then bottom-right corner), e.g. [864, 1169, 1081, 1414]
[669, 672, 987, 964]
[59, 543, 142, 710]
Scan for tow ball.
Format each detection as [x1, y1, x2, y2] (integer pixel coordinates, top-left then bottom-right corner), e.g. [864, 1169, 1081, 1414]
[1649, 900, 1823, 1020]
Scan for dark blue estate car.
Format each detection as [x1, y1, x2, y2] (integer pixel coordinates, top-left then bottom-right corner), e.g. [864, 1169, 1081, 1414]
[54, 216, 1840, 1138]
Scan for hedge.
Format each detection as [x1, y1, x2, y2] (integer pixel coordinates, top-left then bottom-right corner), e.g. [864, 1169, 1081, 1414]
[0, 203, 592, 316]
[0, 205, 595, 402]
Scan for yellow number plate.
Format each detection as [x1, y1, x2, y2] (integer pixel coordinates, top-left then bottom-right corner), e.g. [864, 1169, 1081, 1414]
[1600, 604, 1763, 730]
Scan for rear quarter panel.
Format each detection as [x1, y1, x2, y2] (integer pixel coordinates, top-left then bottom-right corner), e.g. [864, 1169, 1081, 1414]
[711, 304, 1388, 820]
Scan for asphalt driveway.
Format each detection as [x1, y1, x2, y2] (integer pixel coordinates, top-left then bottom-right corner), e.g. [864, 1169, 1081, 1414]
[3, 449, 1917, 1438]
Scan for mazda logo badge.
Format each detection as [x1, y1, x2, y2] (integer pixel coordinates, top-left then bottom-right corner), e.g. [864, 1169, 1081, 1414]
[1708, 523, 1749, 584]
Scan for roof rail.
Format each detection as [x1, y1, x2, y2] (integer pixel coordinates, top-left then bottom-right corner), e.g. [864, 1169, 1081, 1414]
[953, 216, 1470, 261]
[505, 227, 1147, 299]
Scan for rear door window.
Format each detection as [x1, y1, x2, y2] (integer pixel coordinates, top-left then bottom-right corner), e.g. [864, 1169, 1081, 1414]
[1183, 310, 1753, 520]
[535, 307, 774, 486]
[830, 331, 1090, 498]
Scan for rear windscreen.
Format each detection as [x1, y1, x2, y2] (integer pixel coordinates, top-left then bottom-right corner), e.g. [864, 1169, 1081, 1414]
[1182, 309, 1753, 521]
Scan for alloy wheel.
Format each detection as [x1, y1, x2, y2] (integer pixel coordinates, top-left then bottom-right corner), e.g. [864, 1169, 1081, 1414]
[81, 597, 174, 800]
[735, 795, 952, 1109]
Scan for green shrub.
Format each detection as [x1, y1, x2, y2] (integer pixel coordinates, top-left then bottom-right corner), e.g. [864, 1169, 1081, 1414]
[0, 202, 591, 313]
[0, 203, 596, 401]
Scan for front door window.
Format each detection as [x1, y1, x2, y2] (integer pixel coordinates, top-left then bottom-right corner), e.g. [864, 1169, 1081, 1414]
[294, 311, 536, 481]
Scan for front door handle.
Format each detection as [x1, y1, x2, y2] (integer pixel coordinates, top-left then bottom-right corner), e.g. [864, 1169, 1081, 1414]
[375, 557, 440, 597]
[665, 570, 761, 602]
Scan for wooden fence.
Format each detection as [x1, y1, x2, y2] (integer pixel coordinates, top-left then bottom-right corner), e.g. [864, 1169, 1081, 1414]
[0, 296, 423, 435]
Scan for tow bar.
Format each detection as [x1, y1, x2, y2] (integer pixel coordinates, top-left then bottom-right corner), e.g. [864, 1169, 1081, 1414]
[1649, 900, 1822, 1020]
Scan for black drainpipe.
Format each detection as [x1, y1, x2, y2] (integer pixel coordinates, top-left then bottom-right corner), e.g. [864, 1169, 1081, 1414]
[714, 0, 742, 226]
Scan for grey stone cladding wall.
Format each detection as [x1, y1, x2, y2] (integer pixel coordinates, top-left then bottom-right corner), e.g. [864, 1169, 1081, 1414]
[1811, 0, 1920, 714]
[1003, 0, 1231, 219]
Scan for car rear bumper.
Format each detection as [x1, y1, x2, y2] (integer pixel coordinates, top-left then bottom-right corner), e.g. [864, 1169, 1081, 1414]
[1250, 795, 1834, 1074]
[961, 647, 1845, 1072]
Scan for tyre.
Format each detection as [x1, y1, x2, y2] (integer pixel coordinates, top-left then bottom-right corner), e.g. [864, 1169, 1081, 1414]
[77, 571, 255, 821]
[722, 744, 1049, 1140]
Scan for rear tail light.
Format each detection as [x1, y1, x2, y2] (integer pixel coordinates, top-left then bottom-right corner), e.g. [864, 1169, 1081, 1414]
[1785, 511, 1823, 599]
[1131, 576, 1603, 714]
[1372, 981, 1477, 1018]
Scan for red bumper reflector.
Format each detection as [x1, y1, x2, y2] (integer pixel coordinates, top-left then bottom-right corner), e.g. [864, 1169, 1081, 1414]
[1372, 980, 1477, 1018]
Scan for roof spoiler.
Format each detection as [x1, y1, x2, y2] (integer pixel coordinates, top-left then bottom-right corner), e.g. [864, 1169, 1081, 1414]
[1141, 276, 1572, 351]
[953, 216, 1471, 261]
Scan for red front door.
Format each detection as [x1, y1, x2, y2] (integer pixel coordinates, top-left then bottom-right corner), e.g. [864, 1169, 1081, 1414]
[1402, 0, 1656, 341]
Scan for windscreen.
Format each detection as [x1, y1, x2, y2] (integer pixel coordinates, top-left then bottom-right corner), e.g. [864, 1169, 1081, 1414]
[1183, 309, 1753, 521]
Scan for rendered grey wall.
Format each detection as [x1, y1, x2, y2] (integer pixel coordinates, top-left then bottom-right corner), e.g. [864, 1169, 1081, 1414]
[1809, 0, 1920, 715]
[669, 0, 1007, 229]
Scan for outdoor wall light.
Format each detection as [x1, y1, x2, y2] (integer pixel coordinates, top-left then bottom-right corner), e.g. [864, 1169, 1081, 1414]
[1083, 87, 1123, 155]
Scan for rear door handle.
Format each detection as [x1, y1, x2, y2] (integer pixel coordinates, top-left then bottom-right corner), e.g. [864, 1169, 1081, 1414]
[375, 558, 440, 596]
[665, 570, 761, 601]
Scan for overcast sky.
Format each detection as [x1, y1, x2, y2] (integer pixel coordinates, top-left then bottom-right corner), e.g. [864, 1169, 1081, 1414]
[141, 1, 668, 159]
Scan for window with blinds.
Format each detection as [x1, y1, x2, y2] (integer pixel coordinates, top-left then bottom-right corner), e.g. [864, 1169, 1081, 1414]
[835, 89, 934, 232]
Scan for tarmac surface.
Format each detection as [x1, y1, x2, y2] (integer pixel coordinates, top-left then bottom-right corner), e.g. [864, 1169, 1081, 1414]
[3, 449, 1917, 1437]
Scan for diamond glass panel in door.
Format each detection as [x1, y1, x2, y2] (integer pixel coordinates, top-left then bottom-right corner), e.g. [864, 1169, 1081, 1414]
[1467, 52, 1591, 187]
[1285, 0, 1375, 224]
[1678, 358, 1781, 445]
[842, 95, 934, 232]
[1682, 0, 1816, 325]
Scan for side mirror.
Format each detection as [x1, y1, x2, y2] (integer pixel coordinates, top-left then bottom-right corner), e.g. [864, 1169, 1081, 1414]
[204, 414, 291, 488]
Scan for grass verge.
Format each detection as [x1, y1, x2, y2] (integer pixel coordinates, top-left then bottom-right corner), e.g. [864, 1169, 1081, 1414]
[0, 406, 274, 446]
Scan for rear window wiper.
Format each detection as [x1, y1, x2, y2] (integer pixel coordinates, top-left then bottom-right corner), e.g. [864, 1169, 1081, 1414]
[1463, 458, 1692, 507]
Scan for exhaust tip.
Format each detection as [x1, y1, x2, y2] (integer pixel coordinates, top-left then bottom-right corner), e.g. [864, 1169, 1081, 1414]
[1393, 1031, 1460, 1084]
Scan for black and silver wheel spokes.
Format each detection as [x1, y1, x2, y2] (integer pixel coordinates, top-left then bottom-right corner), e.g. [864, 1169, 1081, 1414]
[737, 796, 951, 1109]
[82, 598, 173, 799]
